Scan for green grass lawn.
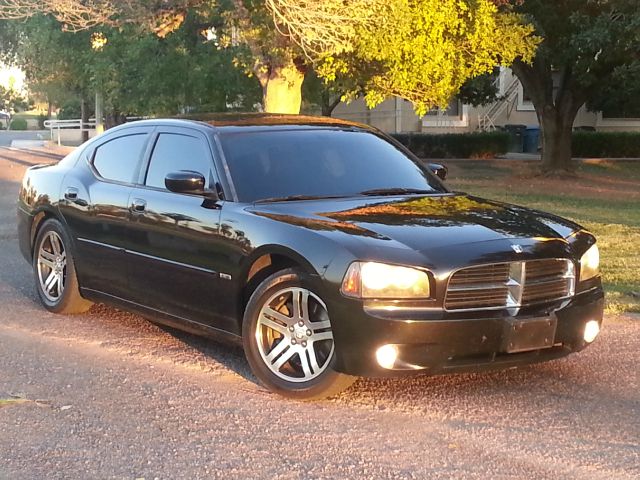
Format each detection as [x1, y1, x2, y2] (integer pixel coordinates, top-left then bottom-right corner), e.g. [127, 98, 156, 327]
[446, 159, 640, 314]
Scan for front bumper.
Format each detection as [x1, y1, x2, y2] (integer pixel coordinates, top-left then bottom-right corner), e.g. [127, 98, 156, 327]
[328, 286, 605, 377]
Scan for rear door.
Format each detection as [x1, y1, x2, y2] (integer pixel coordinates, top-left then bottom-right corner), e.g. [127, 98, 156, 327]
[60, 126, 152, 297]
[125, 126, 233, 332]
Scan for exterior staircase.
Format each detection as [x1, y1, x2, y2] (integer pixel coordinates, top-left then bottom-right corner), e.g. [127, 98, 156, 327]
[478, 74, 521, 132]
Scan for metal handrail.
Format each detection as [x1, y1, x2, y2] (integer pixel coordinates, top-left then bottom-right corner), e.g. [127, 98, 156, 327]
[42, 116, 150, 145]
[43, 119, 97, 146]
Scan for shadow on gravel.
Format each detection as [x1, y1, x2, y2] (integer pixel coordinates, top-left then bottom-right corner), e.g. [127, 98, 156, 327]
[157, 324, 255, 382]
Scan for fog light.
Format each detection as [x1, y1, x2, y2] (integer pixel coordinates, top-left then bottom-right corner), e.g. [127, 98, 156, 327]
[376, 344, 398, 369]
[583, 320, 600, 343]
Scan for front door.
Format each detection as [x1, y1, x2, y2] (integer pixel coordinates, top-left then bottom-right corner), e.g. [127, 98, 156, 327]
[125, 127, 233, 332]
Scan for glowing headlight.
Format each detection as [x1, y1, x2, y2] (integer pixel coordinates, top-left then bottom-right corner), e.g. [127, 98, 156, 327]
[341, 262, 430, 299]
[580, 244, 600, 281]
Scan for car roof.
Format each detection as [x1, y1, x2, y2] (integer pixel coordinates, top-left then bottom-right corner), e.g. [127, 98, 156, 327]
[107, 113, 373, 135]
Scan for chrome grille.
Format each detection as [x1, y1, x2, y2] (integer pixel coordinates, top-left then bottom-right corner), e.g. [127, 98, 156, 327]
[445, 259, 575, 312]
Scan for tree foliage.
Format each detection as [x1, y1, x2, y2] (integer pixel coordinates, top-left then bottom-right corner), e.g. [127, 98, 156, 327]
[0, 12, 262, 119]
[0, 83, 27, 112]
[457, 71, 501, 107]
[0, 0, 198, 32]
[1, 15, 92, 107]
[87, 13, 262, 116]
[273, 0, 538, 115]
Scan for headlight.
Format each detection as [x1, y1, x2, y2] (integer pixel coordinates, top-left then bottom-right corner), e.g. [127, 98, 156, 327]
[580, 244, 599, 281]
[341, 262, 430, 299]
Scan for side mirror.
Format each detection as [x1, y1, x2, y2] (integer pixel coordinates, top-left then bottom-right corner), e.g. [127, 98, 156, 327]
[165, 170, 215, 198]
[428, 163, 448, 181]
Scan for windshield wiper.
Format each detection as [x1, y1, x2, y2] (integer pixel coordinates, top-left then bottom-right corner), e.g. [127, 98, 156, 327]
[256, 194, 346, 203]
[358, 188, 433, 196]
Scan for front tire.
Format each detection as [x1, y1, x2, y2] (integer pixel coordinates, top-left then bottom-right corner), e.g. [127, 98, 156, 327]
[242, 269, 356, 400]
[33, 218, 92, 314]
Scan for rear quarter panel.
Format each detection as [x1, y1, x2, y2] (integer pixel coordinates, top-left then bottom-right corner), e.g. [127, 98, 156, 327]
[17, 150, 81, 262]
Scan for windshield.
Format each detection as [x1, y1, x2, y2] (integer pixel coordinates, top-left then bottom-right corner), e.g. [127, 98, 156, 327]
[219, 129, 445, 202]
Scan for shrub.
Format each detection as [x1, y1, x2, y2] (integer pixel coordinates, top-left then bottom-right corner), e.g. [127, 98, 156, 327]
[572, 131, 640, 158]
[391, 131, 510, 159]
[9, 118, 28, 130]
[58, 99, 81, 120]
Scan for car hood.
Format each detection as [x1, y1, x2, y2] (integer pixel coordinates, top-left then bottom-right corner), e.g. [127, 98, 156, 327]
[248, 193, 580, 251]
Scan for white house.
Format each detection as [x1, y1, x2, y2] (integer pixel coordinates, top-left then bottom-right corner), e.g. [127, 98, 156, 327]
[331, 68, 640, 134]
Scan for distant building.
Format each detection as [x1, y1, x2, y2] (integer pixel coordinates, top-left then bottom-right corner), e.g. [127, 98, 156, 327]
[332, 68, 640, 134]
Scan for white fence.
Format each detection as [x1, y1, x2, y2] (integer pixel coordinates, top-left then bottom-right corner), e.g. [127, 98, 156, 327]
[43, 119, 97, 146]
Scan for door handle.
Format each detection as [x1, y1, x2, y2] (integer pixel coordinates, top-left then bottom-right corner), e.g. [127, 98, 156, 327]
[131, 198, 147, 213]
[64, 187, 79, 200]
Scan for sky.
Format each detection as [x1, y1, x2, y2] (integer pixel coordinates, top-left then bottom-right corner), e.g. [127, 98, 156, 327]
[0, 64, 26, 92]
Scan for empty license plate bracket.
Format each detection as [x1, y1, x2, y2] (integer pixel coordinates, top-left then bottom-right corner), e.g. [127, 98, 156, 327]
[501, 316, 557, 353]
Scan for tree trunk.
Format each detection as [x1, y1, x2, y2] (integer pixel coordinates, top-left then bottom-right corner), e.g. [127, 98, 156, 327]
[538, 105, 578, 172]
[80, 97, 89, 143]
[260, 62, 305, 114]
[512, 60, 584, 173]
[321, 91, 342, 117]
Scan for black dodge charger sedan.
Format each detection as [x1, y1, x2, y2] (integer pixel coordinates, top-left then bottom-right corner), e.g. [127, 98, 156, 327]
[17, 114, 604, 399]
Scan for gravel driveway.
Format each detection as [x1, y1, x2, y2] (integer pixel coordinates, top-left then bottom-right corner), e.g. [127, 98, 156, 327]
[0, 147, 638, 480]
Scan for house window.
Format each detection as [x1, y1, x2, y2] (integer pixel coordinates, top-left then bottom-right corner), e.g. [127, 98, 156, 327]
[602, 104, 640, 119]
[426, 98, 461, 118]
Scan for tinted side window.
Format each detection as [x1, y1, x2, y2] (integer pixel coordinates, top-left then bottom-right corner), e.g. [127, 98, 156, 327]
[145, 133, 212, 189]
[93, 134, 147, 183]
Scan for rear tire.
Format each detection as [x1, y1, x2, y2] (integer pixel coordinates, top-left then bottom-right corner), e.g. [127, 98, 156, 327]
[33, 218, 92, 314]
[242, 268, 356, 400]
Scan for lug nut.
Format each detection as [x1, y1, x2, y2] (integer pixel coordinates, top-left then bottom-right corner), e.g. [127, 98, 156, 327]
[306, 330, 312, 336]
[289, 326, 295, 332]
[298, 321, 304, 327]
[301, 341, 307, 347]
[291, 339, 297, 345]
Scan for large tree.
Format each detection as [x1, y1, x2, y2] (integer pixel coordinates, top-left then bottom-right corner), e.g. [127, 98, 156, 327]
[0, 15, 94, 120]
[268, 0, 537, 115]
[0, 0, 537, 115]
[509, 0, 640, 172]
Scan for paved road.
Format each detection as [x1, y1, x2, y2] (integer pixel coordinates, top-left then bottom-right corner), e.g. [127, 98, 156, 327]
[0, 130, 49, 147]
[0, 148, 638, 480]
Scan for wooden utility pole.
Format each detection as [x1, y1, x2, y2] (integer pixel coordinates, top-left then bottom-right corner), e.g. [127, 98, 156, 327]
[80, 97, 89, 143]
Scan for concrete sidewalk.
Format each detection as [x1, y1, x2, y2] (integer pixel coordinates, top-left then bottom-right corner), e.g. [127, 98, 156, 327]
[499, 152, 640, 161]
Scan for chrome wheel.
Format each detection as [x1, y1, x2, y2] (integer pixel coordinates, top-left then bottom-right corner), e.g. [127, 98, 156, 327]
[256, 287, 334, 383]
[37, 231, 66, 302]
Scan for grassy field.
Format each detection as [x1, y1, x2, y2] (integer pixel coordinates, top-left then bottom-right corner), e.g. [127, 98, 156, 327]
[446, 159, 640, 314]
